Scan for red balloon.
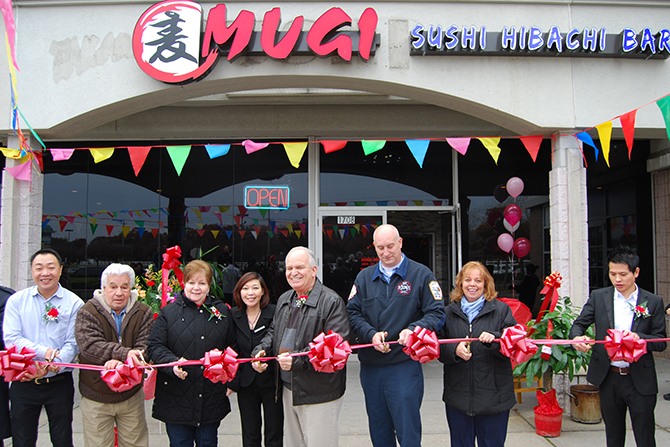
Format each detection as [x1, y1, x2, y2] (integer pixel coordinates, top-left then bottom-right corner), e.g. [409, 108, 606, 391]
[504, 204, 522, 226]
[513, 237, 531, 258]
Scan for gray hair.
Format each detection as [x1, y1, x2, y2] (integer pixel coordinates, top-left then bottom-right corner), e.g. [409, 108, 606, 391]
[286, 246, 317, 269]
[101, 263, 135, 289]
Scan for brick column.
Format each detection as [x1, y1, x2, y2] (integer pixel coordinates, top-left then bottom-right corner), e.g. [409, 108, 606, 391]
[550, 134, 589, 307]
[0, 135, 43, 290]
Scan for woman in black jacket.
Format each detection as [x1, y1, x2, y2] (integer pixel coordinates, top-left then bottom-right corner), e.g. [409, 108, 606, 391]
[438, 261, 517, 447]
[229, 272, 283, 447]
[148, 260, 236, 447]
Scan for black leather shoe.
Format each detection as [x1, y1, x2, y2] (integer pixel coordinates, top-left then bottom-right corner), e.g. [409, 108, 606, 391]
[664, 393, 670, 401]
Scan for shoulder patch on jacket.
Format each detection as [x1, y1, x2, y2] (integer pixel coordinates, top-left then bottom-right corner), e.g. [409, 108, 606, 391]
[348, 285, 357, 300]
[429, 281, 442, 300]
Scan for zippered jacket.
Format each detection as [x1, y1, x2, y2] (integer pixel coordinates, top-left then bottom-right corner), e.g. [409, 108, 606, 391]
[438, 299, 517, 416]
[252, 279, 350, 406]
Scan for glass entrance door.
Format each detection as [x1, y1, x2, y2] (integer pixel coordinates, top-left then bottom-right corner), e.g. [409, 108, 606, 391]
[316, 209, 385, 299]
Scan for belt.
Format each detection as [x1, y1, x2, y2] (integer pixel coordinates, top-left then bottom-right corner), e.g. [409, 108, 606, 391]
[609, 366, 631, 375]
[33, 372, 72, 385]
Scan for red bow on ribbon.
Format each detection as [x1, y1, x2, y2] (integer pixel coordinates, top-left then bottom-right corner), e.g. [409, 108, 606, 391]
[161, 245, 184, 308]
[202, 348, 239, 384]
[604, 329, 647, 363]
[499, 324, 538, 365]
[100, 357, 143, 392]
[529, 271, 563, 338]
[0, 346, 37, 382]
[308, 331, 352, 373]
[402, 327, 439, 364]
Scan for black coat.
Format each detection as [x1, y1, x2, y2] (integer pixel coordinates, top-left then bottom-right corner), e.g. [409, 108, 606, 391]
[148, 292, 236, 426]
[438, 299, 517, 416]
[569, 286, 667, 395]
[229, 304, 277, 391]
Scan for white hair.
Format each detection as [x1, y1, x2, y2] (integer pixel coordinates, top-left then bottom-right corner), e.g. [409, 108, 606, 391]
[101, 263, 135, 289]
[286, 246, 317, 269]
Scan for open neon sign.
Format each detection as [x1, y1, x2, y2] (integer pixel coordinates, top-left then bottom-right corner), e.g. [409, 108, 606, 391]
[245, 186, 290, 210]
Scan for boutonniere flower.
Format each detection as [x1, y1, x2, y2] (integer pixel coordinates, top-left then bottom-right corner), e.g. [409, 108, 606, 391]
[629, 301, 651, 319]
[206, 305, 224, 321]
[296, 295, 308, 308]
[43, 303, 60, 323]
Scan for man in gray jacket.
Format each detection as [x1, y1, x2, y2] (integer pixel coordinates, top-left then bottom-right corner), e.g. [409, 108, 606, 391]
[252, 246, 351, 447]
[75, 263, 154, 447]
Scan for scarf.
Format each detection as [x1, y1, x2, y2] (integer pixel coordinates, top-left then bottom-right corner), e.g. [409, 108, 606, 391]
[461, 295, 485, 323]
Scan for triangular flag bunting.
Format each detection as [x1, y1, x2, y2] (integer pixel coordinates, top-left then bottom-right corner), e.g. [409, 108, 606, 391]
[519, 136, 543, 162]
[322, 140, 347, 153]
[242, 140, 269, 154]
[361, 225, 368, 237]
[299, 223, 306, 235]
[446, 137, 471, 156]
[122, 226, 131, 237]
[166, 146, 191, 176]
[138, 227, 146, 238]
[362, 140, 386, 155]
[280, 229, 289, 237]
[199, 206, 211, 212]
[478, 137, 502, 164]
[619, 110, 637, 160]
[338, 229, 345, 239]
[596, 121, 613, 167]
[193, 208, 202, 221]
[51, 148, 75, 161]
[397, 200, 408, 206]
[295, 230, 302, 238]
[214, 212, 223, 225]
[127, 146, 152, 176]
[89, 147, 115, 163]
[656, 95, 670, 143]
[234, 216, 242, 226]
[205, 144, 230, 159]
[106, 225, 115, 236]
[196, 230, 205, 237]
[259, 209, 268, 218]
[64, 216, 75, 224]
[575, 132, 599, 161]
[211, 230, 219, 238]
[287, 223, 294, 234]
[405, 139, 430, 168]
[283, 142, 308, 168]
[251, 231, 258, 239]
[90, 224, 98, 235]
[59, 220, 68, 231]
[219, 206, 230, 213]
[350, 227, 357, 237]
[225, 230, 233, 239]
[135, 220, 145, 228]
[326, 228, 333, 238]
[4, 160, 31, 181]
[355, 201, 366, 206]
[412, 200, 423, 206]
[238, 230, 246, 238]
[151, 228, 159, 238]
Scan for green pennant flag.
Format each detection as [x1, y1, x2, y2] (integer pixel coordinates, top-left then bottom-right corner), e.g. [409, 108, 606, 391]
[362, 140, 386, 156]
[90, 224, 98, 235]
[259, 209, 268, 219]
[166, 146, 191, 176]
[656, 95, 670, 142]
[135, 220, 145, 228]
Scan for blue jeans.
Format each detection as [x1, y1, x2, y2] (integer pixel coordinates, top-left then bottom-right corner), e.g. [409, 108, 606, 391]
[360, 361, 423, 447]
[165, 422, 221, 447]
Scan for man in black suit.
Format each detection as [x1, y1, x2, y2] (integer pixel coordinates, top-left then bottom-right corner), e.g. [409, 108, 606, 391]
[570, 245, 666, 447]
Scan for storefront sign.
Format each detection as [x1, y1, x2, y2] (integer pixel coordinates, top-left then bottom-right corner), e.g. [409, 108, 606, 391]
[410, 25, 670, 59]
[133, 1, 380, 84]
[245, 186, 290, 209]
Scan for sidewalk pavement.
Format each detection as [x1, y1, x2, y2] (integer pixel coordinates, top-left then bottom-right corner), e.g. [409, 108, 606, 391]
[16, 356, 670, 446]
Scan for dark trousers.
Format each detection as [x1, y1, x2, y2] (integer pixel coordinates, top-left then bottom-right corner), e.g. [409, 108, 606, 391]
[165, 421, 221, 447]
[9, 373, 74, 447]
[237, 381, 283, 447]
[360, 360, 423, 447]
[0, 379, 10, 440]
[445, 404, 509, 447]
[599, 371, 657, 447]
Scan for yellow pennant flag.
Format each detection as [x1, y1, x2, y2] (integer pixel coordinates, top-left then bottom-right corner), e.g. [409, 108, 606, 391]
[283, 142, 308, 169]
[211, 230, 219, 239]
[121, 226, 131, 237]
[478, 137, 502, 164]
[1, 147, 22, 158]
[596, 121, 613, 167]
[90, 147, 115, 163]
[193, 208, 203, 221]
[218, 206, 230, 213]
[287, 223, 294, 235]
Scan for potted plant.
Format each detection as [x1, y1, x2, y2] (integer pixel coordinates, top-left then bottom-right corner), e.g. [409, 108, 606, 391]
[513, 296, 596, 435]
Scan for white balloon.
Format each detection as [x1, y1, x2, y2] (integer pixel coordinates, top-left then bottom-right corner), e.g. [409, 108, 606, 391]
[503, 219, 520, 233]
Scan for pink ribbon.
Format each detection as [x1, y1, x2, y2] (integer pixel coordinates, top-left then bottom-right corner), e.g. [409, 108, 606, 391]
[402, 327, 439, 364]
[0, 346, 37, 382]
[308, 331, 352, 373]
[100, 357, 143, 392]
[499, 324, 538, 365]
[202, 348, 239, 384]
[604, 329, 647, 363]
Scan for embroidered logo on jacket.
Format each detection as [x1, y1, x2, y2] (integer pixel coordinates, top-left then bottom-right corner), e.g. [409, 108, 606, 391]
[429, 281, 443, 300]
[397, 281, 412, 295]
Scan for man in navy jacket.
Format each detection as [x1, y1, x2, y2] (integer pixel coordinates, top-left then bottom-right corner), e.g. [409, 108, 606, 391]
[348, 224, 446, 447]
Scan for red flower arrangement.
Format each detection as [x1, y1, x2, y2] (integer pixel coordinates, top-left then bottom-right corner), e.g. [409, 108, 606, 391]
[43, 303, 59, 323]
